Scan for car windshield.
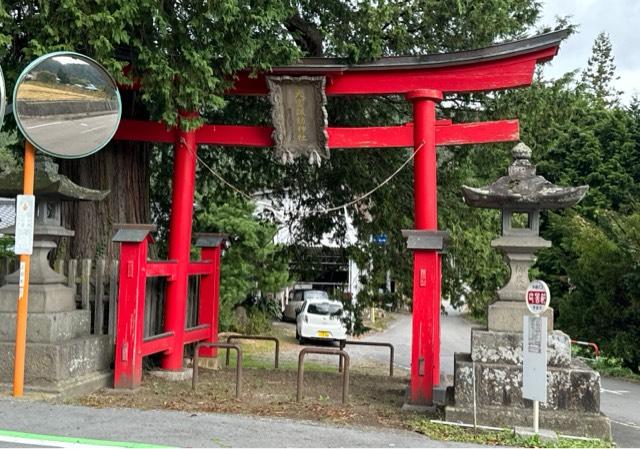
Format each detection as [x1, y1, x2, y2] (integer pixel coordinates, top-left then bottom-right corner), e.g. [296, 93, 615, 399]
[304, 290, 329, 300]
[307, 302, 343, 317]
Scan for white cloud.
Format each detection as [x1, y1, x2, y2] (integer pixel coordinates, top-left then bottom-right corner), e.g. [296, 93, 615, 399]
[539, 0, 639, 103]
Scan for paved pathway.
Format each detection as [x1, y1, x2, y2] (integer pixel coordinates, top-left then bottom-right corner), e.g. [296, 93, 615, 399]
[347, 308, 479, 376]
[0, 397, 475, 448]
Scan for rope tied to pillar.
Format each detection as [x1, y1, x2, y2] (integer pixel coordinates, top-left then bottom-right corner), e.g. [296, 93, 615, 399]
[188, 142, 425, 215]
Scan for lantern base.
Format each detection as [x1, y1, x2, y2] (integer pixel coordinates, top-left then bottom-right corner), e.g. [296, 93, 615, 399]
[488, 301, 554, 333]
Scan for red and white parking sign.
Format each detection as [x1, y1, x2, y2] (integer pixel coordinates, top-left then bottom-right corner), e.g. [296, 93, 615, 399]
[525, 280, 550, 315]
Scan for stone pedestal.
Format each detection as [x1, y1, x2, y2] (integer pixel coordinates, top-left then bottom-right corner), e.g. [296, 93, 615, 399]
[488, 301, 554, 333]
[445, 323, 611, 439]
[0, 235, 111, 396]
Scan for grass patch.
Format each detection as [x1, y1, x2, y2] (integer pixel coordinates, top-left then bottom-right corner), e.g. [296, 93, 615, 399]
[69, 366, 425, 430]
[411, 420, 613, 448]
[587, 357, 640, 383]
[226, 353, 341, 373]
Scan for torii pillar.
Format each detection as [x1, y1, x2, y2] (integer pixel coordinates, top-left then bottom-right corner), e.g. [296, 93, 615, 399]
[404, 89, 447, 405]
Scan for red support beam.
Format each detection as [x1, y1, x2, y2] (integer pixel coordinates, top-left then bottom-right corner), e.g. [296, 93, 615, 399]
[114, 119, 519, 148]
[161, 113, 199, 371]
[435, 120, 519, 146]
[146, 261, 178, 279]
[187, 261, 215, 276]
[197, 244, 222, 357]
[184, 325, 212, 345]
[113, 237, 150, 389]
[406, 89, 443, 405]
[196, 125, 273, 147]
[113, 120, 173, 143]
[141, 332, 175, 357]
[409, 89, 442, 229]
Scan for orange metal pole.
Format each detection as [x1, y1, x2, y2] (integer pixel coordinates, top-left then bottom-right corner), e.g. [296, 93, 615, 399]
[13, 140, 35, 397]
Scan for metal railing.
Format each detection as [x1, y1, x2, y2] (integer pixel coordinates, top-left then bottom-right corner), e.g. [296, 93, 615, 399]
[193, 342, 243, 399]
[225, 335, 280, 368]
[571, 339, 600, 359]
[297, 347, 350, 404]
[338, 340, 395, 377]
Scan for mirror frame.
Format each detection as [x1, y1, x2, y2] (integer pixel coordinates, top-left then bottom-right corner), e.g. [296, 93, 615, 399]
[12, 51, 122, 159]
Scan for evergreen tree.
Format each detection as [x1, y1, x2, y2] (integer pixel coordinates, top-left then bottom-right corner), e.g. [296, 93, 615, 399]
[582, 32, 622, 106]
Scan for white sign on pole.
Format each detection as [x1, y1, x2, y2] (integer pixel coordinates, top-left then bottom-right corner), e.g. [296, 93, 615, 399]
[14, 194, 35, 255]
[525, 279, 550, 315]
[522, 315, 548, 401]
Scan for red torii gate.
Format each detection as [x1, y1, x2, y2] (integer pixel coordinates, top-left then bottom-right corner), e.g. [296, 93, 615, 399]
[112, 30, 567, 405]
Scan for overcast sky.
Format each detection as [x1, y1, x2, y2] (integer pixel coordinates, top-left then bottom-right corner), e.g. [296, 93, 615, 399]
[539, 0, 639, 103]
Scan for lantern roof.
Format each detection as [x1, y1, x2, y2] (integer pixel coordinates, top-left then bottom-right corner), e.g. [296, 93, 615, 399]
[462, 142, 588, 210]
[0, 160, 108, 201]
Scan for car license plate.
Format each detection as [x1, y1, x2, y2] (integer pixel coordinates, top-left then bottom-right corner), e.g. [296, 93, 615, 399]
[317, 330, 330, 337]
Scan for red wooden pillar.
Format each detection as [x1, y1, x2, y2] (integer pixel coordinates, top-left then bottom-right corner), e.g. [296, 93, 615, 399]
[405, 89, 443, 405]
[112, 225, 156, 389]
[194, 234, 226, 358]
[161, 112, 199, 370]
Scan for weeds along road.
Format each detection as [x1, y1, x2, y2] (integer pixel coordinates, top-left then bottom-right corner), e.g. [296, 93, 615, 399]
[347, 310, 640, 448]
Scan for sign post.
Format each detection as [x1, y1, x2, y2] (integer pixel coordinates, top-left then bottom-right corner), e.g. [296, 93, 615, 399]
[12, 141, 35, 396]
[522, 279, 551, 433]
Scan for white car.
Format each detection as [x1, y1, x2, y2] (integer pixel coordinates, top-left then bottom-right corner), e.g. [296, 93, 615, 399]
[296, 299, 347, 343]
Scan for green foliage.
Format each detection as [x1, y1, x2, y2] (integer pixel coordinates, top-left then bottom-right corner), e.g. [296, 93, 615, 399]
[587, 354, 640, 382]
[0, 235, 13, 257]
[0, 130, 19, 175]
[294, 0, 540, 61]
[582, 32, 621, 106]
[411, 420, 612, 448]
[0, 130, 19, 259]
[549, 212, 640, 373]
[0, 1, 301, 127]
[341, 288, 373, 336]
[195, 197, 289, 331]
[231, 308, 273, 336]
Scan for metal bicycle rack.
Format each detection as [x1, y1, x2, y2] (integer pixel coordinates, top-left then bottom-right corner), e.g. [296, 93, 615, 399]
[225, 335, 280, 368]
[297, 347, 350, 404]
[338, 340, 395, 376]
[193, 342, 243, 399]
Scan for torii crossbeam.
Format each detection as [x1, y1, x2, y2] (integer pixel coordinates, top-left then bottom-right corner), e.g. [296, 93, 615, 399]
[112, 30, 568, 405]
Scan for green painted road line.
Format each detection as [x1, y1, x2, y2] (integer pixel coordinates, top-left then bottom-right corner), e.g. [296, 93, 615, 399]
[0, 429, 172, 448]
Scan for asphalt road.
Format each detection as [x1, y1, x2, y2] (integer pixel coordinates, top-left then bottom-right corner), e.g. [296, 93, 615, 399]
[351, 310, 640, 447]
[0, 397, 475, 448]
[600, 376, 640, 447]
[346, 307, 479, 376]
[20, 113, 119, 156]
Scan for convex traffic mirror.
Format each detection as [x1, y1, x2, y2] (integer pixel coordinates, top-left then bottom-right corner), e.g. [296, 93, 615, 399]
[13, 52, 121, 158]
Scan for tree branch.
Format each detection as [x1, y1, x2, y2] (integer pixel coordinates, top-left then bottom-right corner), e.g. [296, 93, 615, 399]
[285, 12, 324, 57]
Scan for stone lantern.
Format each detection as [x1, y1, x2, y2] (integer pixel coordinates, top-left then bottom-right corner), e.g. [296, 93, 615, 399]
[445, 142, 611, 439]
[0, 160, 112, 395]
[461, 142, 587, 331]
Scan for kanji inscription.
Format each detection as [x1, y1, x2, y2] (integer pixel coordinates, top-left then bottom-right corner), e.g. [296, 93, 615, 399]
[267, 76, 328, 164]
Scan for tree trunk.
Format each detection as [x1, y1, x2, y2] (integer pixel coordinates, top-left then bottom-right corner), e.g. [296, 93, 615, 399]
[59, 90, 151, 261]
